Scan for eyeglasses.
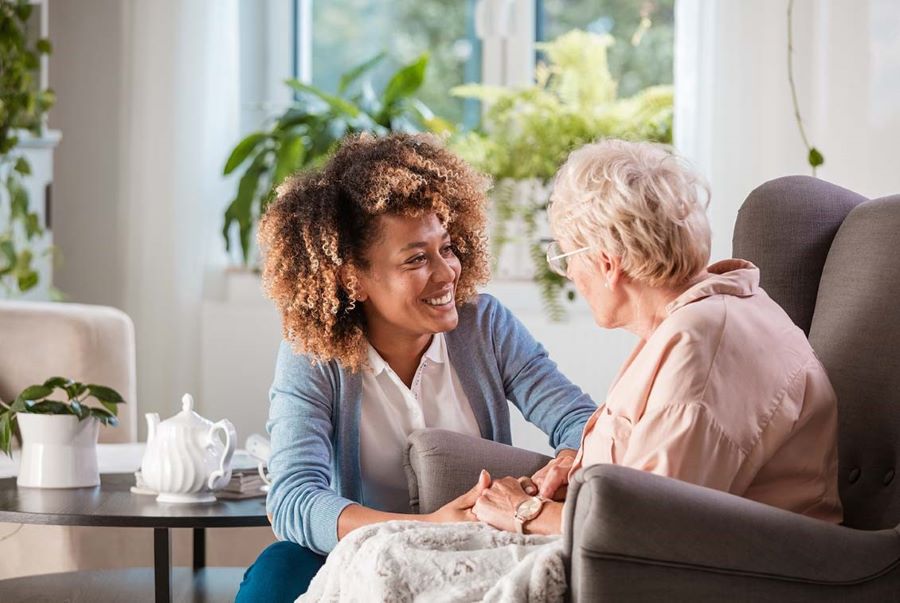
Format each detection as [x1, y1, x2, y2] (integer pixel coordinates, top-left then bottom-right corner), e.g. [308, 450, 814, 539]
[545, 240, 593, 277]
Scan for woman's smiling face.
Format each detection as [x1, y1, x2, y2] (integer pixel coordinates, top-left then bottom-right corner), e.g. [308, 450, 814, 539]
[356, 212, 462, 342]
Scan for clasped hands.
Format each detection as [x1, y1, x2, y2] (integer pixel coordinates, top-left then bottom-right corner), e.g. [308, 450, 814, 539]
[427, 449, 576, 534]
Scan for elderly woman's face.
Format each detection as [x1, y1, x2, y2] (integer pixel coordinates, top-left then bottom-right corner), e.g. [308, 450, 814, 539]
[560, 240, 620, 329]
[356, 212, 462, 341]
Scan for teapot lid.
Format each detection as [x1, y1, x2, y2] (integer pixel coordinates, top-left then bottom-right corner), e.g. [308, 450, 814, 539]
[161, 393, 211, 430]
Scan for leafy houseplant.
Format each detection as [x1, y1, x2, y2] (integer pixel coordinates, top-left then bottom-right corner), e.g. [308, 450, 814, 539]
[451, 30, 673, 318]
[0, 377, 124, 456]
[0, 0, 56, 296]
[222, 52, 450, 266]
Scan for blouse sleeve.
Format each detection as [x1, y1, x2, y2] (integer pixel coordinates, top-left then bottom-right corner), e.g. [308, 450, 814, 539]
[265, 341, 355, 555]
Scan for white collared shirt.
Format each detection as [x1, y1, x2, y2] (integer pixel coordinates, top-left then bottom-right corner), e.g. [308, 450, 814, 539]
[359, 332, 481, 512]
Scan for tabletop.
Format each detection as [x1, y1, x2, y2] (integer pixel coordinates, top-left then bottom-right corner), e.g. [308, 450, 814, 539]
[0, 473, 270, 528]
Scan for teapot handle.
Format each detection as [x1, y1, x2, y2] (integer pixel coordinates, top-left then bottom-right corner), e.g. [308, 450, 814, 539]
[207, 419, 237, 490]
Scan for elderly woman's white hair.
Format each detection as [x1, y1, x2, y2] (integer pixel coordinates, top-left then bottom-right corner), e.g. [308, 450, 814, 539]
[548, 138, 711, 288]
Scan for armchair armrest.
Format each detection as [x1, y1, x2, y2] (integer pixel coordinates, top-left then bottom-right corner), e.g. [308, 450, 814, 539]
[564, 464, 900, 601]
[404, 429, 552, 514]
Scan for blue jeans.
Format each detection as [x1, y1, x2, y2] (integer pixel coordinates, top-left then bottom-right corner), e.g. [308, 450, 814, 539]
[235, 541, 326, 602]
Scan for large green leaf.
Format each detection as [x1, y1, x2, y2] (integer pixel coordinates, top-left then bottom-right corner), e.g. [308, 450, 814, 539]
[86, 384, 125, 404]
[285, 79, 360, 118]
[24, 212, 41, 239]
[223, 132, 268, 175]
[16, 267, 38, 292]
[65, 382, 88, 400]
[14, 157, 30, 175]
[338, 52, 386, 95]
[275, 109, 320, 130]
[42, 376, 70, 389]
[0, 240, 15, 275]
[808, 147, 825, 168]
[15, 1, 32, 22]
[0, 413, 12, 457]
[381, 54, 428, 113]
[9, 179, 28, 220]
[272, 134, 306, 187]
[89, 407, 119, 427]
[15, 384, 53, 404]
[229, 154, 269, 263]
[100, 401, 120, 417]
[222, 202, 237, 255]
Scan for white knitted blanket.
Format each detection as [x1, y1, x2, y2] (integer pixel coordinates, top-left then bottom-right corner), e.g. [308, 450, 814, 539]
[297, 521, 566, 602]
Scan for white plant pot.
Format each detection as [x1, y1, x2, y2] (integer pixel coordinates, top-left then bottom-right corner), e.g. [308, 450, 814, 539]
[16, 414, 100, 488]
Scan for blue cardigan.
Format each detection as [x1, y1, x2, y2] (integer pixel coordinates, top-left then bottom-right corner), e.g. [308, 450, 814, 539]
[266, 294, 597, 554]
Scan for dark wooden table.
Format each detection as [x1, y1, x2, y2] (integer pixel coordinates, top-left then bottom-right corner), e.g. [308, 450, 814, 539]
[0, 473, 270, 603]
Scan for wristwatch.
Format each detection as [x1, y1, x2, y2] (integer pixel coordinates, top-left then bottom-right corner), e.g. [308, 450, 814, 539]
[514, 496, 548, 534]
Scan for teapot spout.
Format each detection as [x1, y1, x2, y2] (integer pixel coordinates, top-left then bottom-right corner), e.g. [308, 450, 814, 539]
[145, 413, 160, 443]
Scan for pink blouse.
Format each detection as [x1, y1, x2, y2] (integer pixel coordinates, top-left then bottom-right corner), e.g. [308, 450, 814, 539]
[569, 259, 842, 523]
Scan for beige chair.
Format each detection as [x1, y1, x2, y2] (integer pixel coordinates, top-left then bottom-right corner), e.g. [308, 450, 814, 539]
[0, 300, 274, 579]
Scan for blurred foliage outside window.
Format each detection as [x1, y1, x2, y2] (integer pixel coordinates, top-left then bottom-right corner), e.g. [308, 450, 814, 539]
[309, 0, 478, 126]
[540, 0, 674, 98]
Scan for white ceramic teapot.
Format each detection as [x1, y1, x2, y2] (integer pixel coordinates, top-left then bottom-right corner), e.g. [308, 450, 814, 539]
[140, 394, 236, 503]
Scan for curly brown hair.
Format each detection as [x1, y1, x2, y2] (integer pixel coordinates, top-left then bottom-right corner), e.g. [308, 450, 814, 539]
[257, 132, 492, 371]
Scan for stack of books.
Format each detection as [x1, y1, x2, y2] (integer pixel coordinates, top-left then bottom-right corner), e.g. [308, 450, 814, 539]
[216, 450, 268, 499]
[217, 468, 268, 500]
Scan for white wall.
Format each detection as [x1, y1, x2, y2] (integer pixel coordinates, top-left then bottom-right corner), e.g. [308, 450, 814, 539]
[676, 0, 900, 262]
[48, 0, 129, 308]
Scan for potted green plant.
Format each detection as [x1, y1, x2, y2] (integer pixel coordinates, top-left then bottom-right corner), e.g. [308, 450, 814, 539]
[451, 30, 673, 318]
[0, 377, 125, 488]
[222, 52, 451, 267]
[0, 0, 56, 296]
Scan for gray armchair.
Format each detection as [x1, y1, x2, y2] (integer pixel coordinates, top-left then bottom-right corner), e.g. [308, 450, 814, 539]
[404, 176, 900, 600]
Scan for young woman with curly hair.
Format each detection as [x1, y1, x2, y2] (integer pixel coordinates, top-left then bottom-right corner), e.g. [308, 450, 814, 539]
[235, 133, 597, 602]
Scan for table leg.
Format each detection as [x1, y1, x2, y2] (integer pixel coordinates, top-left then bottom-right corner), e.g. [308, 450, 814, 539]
[193, 527, 206, 570]
[153, 527, 172, 603]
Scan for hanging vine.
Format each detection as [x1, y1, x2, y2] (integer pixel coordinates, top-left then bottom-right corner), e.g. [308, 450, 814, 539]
[787, 0, 824, 175]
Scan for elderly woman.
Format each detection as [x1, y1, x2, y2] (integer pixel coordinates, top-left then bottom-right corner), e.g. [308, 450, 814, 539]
[472, 139, 843, 536]
[235, 133, 596, 602]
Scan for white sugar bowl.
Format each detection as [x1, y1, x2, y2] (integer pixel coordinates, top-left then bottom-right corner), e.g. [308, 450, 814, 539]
[141, 394, 236, 503]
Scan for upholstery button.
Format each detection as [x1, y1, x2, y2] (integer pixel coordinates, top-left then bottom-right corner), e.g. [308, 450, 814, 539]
[884, 470, 895, 485]
[848, 468, 861, 483]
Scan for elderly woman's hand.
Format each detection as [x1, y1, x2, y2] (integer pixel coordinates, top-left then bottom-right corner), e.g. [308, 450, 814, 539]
[472, 476, 532, 533]
[526, 449, 576, 501]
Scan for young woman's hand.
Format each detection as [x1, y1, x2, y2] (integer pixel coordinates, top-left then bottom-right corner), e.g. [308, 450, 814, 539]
[528, 449, 576, 501]
[426, 470, 492, 523]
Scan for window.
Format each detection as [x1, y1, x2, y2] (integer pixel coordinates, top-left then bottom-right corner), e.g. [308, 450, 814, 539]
[538, 0, 675, 97]
[238, 1, 675, 132]
[299, 0, 480, 125]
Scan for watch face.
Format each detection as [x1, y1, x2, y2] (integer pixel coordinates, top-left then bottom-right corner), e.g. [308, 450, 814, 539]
[517, 496, 543, 520]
